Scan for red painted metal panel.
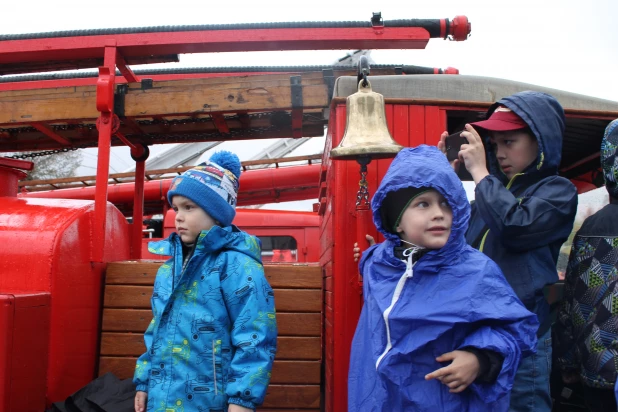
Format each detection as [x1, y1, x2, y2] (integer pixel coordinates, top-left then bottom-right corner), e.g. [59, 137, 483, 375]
[0, 166, 26, 198]
[131, 160, 146, 259]
[392, 104, 410, 145]
[22, 163, 321, 209]
[424, 106, 446, 145]
[0, 295, 14, 412]
[409, 105, 426, 148]
[571, 177, 598, 194]
[304, 227, 320, 262]
[0, 293, 50, 412]
[0, 27, 432, 66]
[0, 197, 129, 405]
[142, 209, 320, 261]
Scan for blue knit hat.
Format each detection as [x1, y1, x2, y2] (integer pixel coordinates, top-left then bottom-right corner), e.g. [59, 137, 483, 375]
[167, 151, 241, 227]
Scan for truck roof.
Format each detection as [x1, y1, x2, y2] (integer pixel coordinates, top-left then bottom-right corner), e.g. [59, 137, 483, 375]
[333, 74, 618, 112]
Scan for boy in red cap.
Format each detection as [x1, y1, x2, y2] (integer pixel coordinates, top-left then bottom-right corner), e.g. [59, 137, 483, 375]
[438, 91, 578, 411]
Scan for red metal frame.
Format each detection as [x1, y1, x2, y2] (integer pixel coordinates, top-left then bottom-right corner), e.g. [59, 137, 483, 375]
[31, 123, 72, 146]
[0, 20, 466, 264]
[92, 43, 117, 263]
[1, 27, 444, 68]
[132, 159, 146, 259]
[21, 163, 321, 206]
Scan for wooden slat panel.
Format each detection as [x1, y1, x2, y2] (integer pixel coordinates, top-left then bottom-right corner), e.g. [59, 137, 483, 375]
[99, 357, 319, 384]
[100, 332, 144, 355]
[102, 309, 321, 336]
[101, 333, 321, 360]
[262, 385, 320, 409]
[271, 289, 321, 313]
[105, 261, 161, 285]
[264, 265, 321, 289]
[271, 361, 320, 384]
[104, 286, 321, 312]
[101, 309, 152, 332]
[106, 261, 321, 289]
[104, 285, 152, 308]
[98, 357, 137, 379]
[0, 74, 328, 124]
[270, 313, 321, 337]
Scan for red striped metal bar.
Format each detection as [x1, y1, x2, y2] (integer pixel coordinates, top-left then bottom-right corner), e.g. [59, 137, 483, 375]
[0, 17, 470, 71]
[0, 64, 461, 91]
[92, 43, 116, 263]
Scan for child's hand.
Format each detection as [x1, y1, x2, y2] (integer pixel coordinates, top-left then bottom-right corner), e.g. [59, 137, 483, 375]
[437, 131, 461, 173]
[228, 404, 253, 412]
[134, 391, 147, 412]
[458, 125, 489, 184]
[353, 235, 376, 262]
[424, 350, 480, 393]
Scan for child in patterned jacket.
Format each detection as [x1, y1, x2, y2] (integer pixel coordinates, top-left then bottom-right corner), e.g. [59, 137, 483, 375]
[555, 119, 618, 412]
[133, 151, 277, 412]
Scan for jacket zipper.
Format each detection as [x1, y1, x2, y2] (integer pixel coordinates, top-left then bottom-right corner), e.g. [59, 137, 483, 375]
[479, 173, 523, 252]
[375, 253, 418, 369]
[212, 339, 218, 395]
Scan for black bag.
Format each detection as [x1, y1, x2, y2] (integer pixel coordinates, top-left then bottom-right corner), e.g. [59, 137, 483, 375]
[51, 373, 135, 412]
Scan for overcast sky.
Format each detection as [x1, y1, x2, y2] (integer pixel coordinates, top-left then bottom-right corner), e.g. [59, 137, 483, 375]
[4, 0, 616, 209]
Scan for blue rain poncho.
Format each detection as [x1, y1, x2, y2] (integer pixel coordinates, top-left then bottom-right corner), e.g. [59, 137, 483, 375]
[348, 146, 538, 411]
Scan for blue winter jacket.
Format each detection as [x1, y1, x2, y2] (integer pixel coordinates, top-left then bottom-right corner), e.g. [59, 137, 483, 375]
[466, 91, 578, 333]
[348, 146, 538, 412]
[133, 225, 277, 411]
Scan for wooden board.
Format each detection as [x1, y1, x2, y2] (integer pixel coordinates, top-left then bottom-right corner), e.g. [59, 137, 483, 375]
[101, 310, 322, 336]
[0, 73, 329, 125]
[261, 385, 320, 409]
[104, 285, 321, 312]
[263, 265, 321, 289]
[100, 333, 321, 360]
[105, 261, 321, 289]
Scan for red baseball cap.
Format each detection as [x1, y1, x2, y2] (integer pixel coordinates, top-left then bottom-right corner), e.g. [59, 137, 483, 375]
[471, 106, 528, 131]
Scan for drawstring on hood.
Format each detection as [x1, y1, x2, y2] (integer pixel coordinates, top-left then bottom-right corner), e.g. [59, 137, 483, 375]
[400, 239, 426, 278]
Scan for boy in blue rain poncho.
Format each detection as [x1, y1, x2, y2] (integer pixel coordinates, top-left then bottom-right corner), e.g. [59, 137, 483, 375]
[133, 151, 276, 412]
[348, 146, 538, 412]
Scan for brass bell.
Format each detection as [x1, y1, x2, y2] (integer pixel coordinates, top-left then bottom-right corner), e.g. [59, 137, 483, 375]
[331, 79, 403, 160]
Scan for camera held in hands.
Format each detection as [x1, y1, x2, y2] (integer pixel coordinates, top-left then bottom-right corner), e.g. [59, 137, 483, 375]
[445, 132, 468, 162]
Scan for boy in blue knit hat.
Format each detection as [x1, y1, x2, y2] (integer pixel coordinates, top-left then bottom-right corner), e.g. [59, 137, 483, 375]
[133, 151, 277, 412]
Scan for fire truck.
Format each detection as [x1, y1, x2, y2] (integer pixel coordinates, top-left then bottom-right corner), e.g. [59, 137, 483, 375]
[1, 13, 617, 412]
